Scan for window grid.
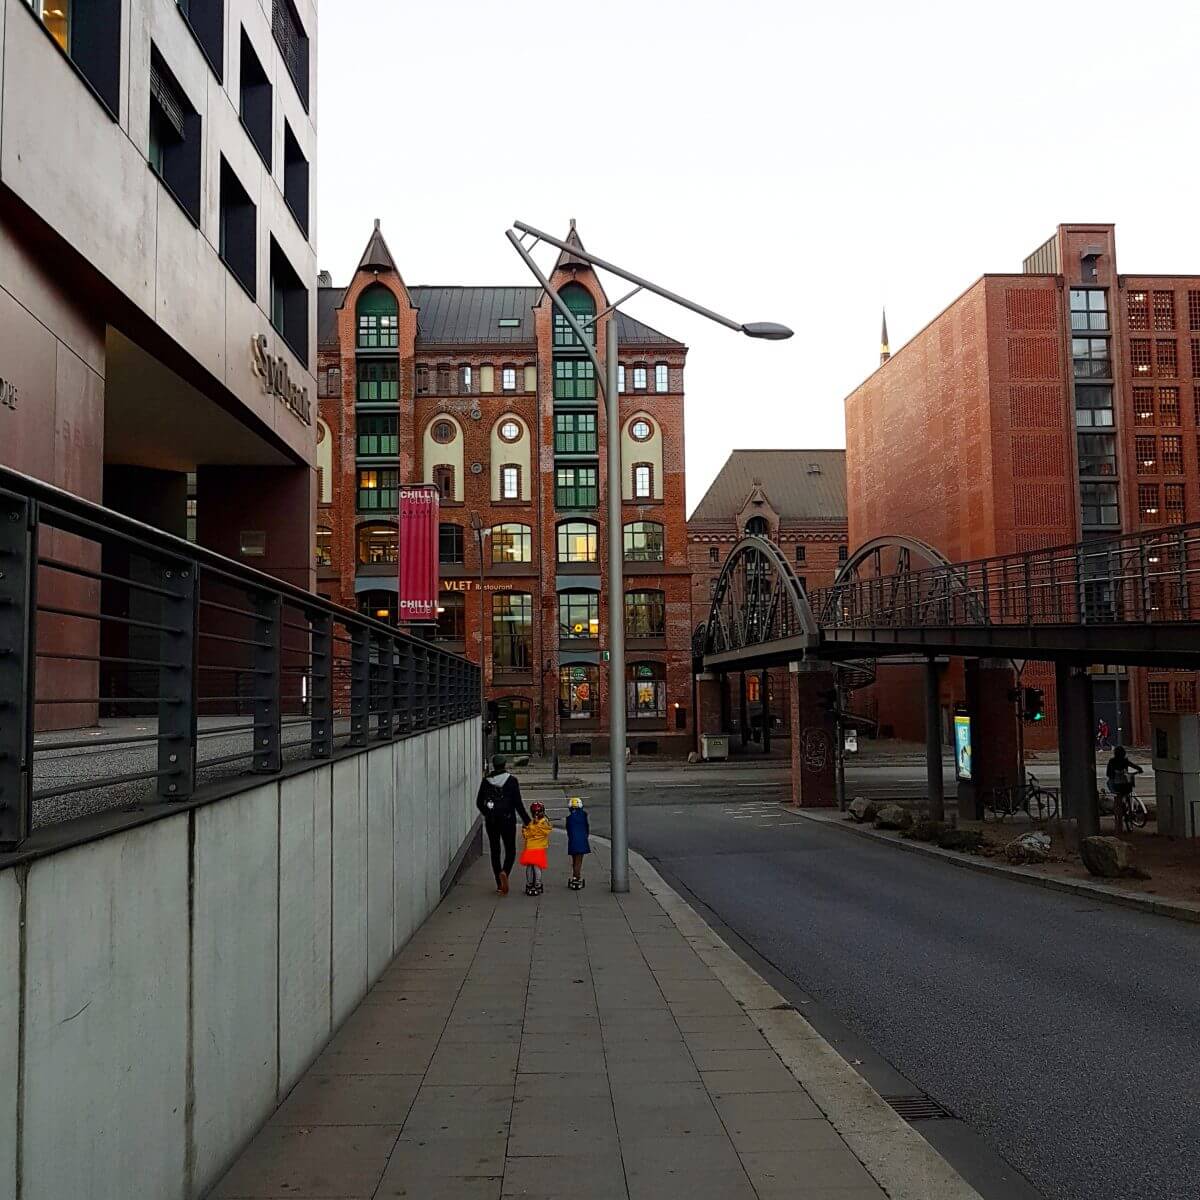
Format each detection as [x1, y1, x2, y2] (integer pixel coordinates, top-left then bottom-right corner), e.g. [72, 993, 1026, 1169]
[435, 592, 465, 642]
[1166, 483, 1186, 523]
[1156, 339, 1178, 378]
[633, 463, 653, 499]
[1128, 292, 1149, 330]
[1139, 483, 1162, 524]
[501, 366, 517, 391]
[559, 591, 599, 639]
[439, 523, 464, 565]
[357, 469, 398, 511]
[559, 664, 598, 720]
[625, 590, 666, 639]
[1069, 289, 1109, 331]
[1189, 292, 1200, 332]
[1153, 291, 1176, 331]
[357, 314, 399, 350]
[500, 464, 521, 500]
[1080, 482, 1119, 526]
[795, 545, 806, 563]
[553, 359, 596, 400]
[709, 547, 719, 563]
[1072, 337, 1111, 379]
[1136, 435, 1158, 475]
[555, 411, 597, 454]
[1149, 681, 1170, 711]
[356, 413, 398, 457]
[1077, 433, 1116, 477]
[492, 593, 533, 672]
[356, 524, 397, 566]
[556, 468, 598, 510]
[1192, 340, 1200, 379]
[618, 365, 625, 393]
[1159, 387, 1181, 426]
[1075, 384, 1114, 428]
[627, 663, 667, 720]
[1175, 679, 1197, 710]
[1131, 339, 1152, 376]
[655, 363, 669, 392]
[632, 366, 648, 390]
[357, 360, 399, 403]
[1162, 435, 1184, 475]
[557, 521, 599, 564]
[1133, 388, 1155, 426]
[491, 523, 532, 564]
[623, 521, 665, 562]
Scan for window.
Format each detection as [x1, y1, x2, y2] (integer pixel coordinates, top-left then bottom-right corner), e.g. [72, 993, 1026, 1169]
[492, 593, 532, 671]
[1160, 387, 1181, 425]
[1080, 482, 1119, 527]
[1128, 291, 1149, 331]
[632, 366, 648, 390]
[709, 547, 719, 563]
[838, 544, 849, 561]
[318, 366, 342, 398]
[1148, 681, 1170, 712]
[496, 697, 531, 754]
[553, 284, 596, 349]
[433, 466, 454, 501]
[501, 366, 517, 391]
[1077, 433, 1116, 477]
[655, 363, 669, 393]
[1190, 292, 1200, 332]
[491, 523, 532, 564]
[357, 469, 397, 511]
[357, 286, 399, 349]
[270, 237, 308, 361]
[439, 523, 463, 565]
[358, 591, 397, 625]
[559, 590, 599, 639]
[554, 358, 596, 399]
[1072, 337, 1111, 379]
[219, 157, 256, 296]
[1163, 435, 1184, 475]
[272, 0, 309, 109]
[177, 0, 223, 79]
[795, 544, 806, 563]
[1069, 289, 1108, 332]
[1075, 384, 1114, 428]
[431, 419, 456, 444]
[558, 521, 598, 563]
[618, 364, 626, 393]
[709, 577, 718, 597]
[1156, 339, 1178, 377]
[1135, 435, 1158, 475]
[1139, 484, 1161, 524]
[1166, 483, 1186, 523]
[500, 465, 521, 500]
[315, 525, 331, 568]
[1176, 679, 1197, 710]
[745, 516, 769, 536]
[625, 590, 666, 638]
[1130, 339, 1152, 376]
[630, 418, 652, 442]
[436, 365, 451, 394]
[283, 121, 309, 235]
[1153, 291, 1176, 331]
[356, 524, 397, 565]
[498, 419, 522, 443]
[435, 592, 465, 642]
[633, 463, 653, 499]
[560, 664, 598, 721]
[239, 30, 272, 168]
[415, 366, 429, 395]
[797, 575, 808, 592]
[623, 521, 664, 562]
[357, 413, 398, 457]
[498, 317, 521, 329]
[1132, 388, 1155, 426]
[555, 412, 597, 453]
[28, 0, 121, 114]
[148, 49, 201, 224]
[556, 467, 598, 509]
[627, 662, 666, 720]
[459, 365, 473, 393]
[357, 360, 399, 403]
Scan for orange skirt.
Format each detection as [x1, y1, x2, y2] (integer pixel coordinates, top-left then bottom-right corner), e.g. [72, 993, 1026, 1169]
[520, 847, 548, 869]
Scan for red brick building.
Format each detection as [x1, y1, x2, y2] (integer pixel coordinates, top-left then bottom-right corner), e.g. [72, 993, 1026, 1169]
[315, 221, 693, 758]
[846, 222, 1200, 748]
[688, 449, 847, 747]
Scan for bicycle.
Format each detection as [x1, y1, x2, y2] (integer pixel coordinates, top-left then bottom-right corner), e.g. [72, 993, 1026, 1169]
[987, 772, 1060, 822]
[1106, 782, 1149, 831]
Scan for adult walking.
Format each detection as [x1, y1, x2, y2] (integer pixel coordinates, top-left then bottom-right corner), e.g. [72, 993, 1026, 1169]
[476, 755, 530, 895]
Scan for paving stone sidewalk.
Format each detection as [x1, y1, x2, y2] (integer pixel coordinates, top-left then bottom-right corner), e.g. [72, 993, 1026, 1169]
[211, 836, 890, 1200]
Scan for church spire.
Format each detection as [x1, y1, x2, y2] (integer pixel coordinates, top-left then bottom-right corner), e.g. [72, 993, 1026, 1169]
[879, 307, 891, 366]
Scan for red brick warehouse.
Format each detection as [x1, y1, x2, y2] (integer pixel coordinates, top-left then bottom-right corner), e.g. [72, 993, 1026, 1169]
[315, 221, 694, 758]
[845, 222, 1200, 750]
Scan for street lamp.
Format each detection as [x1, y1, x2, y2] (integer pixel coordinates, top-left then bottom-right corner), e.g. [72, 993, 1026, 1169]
[506, 220, 792, 892]
[469, 513, 490, 769]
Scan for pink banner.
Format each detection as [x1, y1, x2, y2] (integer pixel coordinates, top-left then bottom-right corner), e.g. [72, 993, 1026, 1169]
[398, 485, 440, 623]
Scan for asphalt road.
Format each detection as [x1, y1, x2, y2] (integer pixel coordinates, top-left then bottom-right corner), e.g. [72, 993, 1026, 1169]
[567, 779, 1198, 1200]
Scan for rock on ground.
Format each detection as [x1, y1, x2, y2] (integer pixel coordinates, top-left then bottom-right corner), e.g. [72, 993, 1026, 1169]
[1006, 831, 1052, 864]
[848, 797, 878, 823]
[1080, 835, 1148, 879]
[874, 803, 913, 831]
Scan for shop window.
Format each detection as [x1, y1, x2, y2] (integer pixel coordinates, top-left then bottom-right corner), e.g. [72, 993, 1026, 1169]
[1166, 484, 1186, 523]
[28, 0, 121, 114]
[557, 520, 598, 564]
[357, 359, 398, 402]
[239, 29, 272, 168]
[269, 238, 308, 361]
[491, 523, 532, 564]
[178, 0, 223, 79]
[357, 469, 398, 511]
[439, 523, 463, 565]
[1080, 482, 1119, 527]
[358, 590, 397, 625]
[1162, 435, 1184, 475]
[1076, 384, 1114, 428]
[627, 662, 666, 720]
[283, 121, 309, 235]
[219, 157, 256, 297]
[632, 463, 653, 499]
[1135, 435, 1158, 475]
[356, 413, 398, 457]
[492, 593, 532, 672]
[356, 523, 397, 565]
[315, 525, 331, 568]
[1139, 484, 1161, 524]
[357, 286, 399, 349]
[625, 590, 666, 638]
[632, 365, 648, 390]
[1159, 387, 1180, 426]
[1128, 291, 1149, 331]
[1073, 337, 1112, 379]
[559, 590, 599, 639]
[435, 592, 465, 642]
[556, 466, 597, 510]
[500, 465, 521, 500]
[433, 465, 454, 501]
[554, 358, 596, 400]
[560, 664, 598, 721]
[1153, 291, 1176, 331]
[555, 411, 596, 453]
[148, 48, 202, 223]
[655, 363, 669, 393]
[1077, 433, 1116, 477]
[1156, 339, 1177, 377]
[1069, 289, 1108, 332]
[553, 284, 595, 349]
[272, 0, 309, 109]
[623, 521, 664, 562]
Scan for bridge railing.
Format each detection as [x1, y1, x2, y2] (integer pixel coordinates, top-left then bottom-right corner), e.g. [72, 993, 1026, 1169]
[812, 522, 1200, 631]
[0, 465, 480, 850]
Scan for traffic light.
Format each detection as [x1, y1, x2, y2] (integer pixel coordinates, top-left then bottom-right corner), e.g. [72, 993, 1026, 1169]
[1021, 687, 1046, 723]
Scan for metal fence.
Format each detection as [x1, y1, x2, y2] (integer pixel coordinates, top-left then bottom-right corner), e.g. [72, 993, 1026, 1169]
[811, 523, 1200, 632]
[0, 466, 480, 850]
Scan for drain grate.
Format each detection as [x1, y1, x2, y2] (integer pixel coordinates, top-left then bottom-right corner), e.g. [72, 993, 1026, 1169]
[884, 1095, 955, 1121]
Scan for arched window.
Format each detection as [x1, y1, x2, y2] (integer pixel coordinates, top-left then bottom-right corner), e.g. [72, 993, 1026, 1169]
[357, 523, 397, 566]
[553, 283, 596, 349]
[356, 285, 398, 349]
[496, 697, 531, 754]
[315, 525, 332, 567]
[435, 591, 465, 642]
[491, 523, 532, 564]
[745, 516, 770, 537]
[623, 521, 664, 562]
[557, 520, 598, 563]
[625, 589, 666, 639]
[358, 590, 397, 625]
[560, 664, 598, 721]
[627, 662, 667, 720]
[559, 590, 599, 640]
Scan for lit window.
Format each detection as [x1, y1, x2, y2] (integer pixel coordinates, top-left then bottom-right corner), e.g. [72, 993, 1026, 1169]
[560, 664, 598, 720]
[627, 662, 667, 720]
[315, 526, 332, 567]
[502, 367, 517, 391]
[491, 523, 532, 563]
[625, 590, 666, 638]
[30, 0, 121, 113]
[559, 590, 599, 639]
[1128, 292, 1149, 331]
[501, 465, 520, 500]
[558, 521, 598, 563]
[357, 469, 398, 511]
[623, 521, 664, 562]
[632, 366, 648, 390]
[1131, 339, 1152, 376]
[356, 524, 397, 565]
[655, 364, 669, 392]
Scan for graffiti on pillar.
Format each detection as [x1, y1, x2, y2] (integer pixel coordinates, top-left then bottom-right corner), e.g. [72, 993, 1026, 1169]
[802, 728, 830, 774]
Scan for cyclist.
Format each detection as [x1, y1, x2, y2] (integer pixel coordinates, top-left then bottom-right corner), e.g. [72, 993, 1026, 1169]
[1105, 746, 1143, 834]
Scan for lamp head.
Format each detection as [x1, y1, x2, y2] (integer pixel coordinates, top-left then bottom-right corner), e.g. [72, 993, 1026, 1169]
[741, 322, 793, 341]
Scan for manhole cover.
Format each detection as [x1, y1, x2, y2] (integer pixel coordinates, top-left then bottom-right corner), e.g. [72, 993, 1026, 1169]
[883, 1095, 954, 1121]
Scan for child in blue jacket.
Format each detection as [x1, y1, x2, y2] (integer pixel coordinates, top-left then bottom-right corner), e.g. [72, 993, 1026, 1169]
[565, 796, 590, 890]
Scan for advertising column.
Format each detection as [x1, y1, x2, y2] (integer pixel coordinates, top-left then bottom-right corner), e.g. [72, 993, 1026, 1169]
[398, 485, 440, 625]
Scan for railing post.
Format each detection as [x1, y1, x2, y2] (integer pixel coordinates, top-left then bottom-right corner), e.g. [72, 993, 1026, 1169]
[415, 641, 429, 731]
[397, 638, 413, 734]
[1023, 556, 1032, 624]
[980, 562, 990, 624]
[390, 634, 402, 738]
[310, 609, 333, 759]
[1139, 543, 1151, 623]
[253, 591, 282, 773]
[159, 558, 197, 800]
[0, 495, 36, 848]
[376, 631, 394, 741]
[349, 624, 369, 748]
[1177, 529, 1188, 618]
[1075, 547, 1086, 625]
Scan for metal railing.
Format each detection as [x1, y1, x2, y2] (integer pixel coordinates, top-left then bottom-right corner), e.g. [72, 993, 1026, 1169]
[0, 465, 480, 850]
[811, 522, 1200, 632]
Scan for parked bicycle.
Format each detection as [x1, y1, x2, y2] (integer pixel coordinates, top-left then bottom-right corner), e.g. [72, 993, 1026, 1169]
[987, 772, 1060, 822]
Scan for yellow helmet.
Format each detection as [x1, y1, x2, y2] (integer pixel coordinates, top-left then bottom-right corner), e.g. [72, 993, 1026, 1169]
[568, 796, 583, 809]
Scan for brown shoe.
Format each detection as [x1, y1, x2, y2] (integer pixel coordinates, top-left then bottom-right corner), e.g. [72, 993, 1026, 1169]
[498, 871, 509, 896]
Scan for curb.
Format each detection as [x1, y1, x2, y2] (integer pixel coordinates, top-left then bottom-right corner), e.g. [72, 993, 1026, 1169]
[602, 836, 987, 1200]
[791, 808, 1200, 925]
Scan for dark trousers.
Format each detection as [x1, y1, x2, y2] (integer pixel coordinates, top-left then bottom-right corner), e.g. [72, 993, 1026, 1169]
[486, 819, 517, 881]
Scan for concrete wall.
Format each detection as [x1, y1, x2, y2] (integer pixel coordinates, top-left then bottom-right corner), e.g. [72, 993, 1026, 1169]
[0, 717, 481, 1200]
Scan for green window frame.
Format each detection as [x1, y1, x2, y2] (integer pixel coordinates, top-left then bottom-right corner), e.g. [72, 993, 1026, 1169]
[555, 411, 597, 452]
[623, 521, 664, 562]
[491, 523, 532, 564]
[492, 592, 533, 671]
[553, 283, 596, 349]
[559, 590, 599, 639]
[356, 412, 398, 457]
[553, 359, 596, 400]
[356, 285, 399, 349]
[357, 358, 399, 402]
[356, 468, 398, 511]
[556, 467, 598, 510]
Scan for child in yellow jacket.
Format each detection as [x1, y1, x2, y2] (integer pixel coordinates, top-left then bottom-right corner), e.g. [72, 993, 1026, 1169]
[520, 802, 553, 896]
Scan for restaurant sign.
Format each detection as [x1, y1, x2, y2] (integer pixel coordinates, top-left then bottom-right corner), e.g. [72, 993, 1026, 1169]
[250, 334, 312, 426]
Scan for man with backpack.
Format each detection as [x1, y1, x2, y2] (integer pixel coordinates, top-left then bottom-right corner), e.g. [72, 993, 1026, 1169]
[475, 755, 531, 895]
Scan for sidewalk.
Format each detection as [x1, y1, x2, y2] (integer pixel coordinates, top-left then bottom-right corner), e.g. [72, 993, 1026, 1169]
[211, 829, 982, 1200]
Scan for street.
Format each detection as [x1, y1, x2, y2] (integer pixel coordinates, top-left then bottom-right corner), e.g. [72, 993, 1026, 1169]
[559, 768, 1198, 1200]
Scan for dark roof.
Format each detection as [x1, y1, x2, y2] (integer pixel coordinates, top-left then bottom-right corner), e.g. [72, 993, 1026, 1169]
[554, 220, 591, 272]
[410, 286, 540, 344]
[357, 219, 398, 274]
[616, 310, 681, 347]
[318, 286, 346, 347]
[689, 449, 847, 524]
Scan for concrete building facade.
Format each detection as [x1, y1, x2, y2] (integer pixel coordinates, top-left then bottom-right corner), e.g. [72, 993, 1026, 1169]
[316, 222, 695, 758]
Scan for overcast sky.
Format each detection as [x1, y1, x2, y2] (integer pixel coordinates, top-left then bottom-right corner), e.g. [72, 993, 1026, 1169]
[317, 0, 1200, 514]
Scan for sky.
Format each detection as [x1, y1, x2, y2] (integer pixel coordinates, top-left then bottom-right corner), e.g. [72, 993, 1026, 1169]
[316, 0, 1200, 515]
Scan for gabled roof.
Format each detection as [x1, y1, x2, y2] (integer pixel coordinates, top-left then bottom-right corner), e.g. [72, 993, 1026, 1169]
[410, 286, 540, 344]
[357, 219, 398, 274]
[554, 219, 591, 272]
[318, 286, 346, 347]
[690, 449, 847, 524]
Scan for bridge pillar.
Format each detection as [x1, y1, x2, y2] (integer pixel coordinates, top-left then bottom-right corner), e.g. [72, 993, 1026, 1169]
[788, 661, 837, 807]
[925, 659, 945, 821]
[1056, 662, 1101, 837]
[957, 659, 1020, 820]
